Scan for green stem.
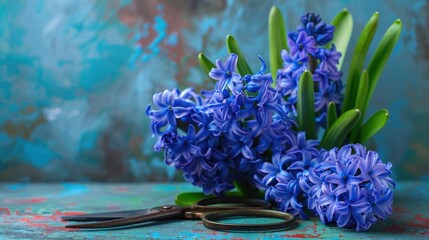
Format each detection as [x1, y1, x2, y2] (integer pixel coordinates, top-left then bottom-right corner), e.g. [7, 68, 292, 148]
[233, 181, 263, 198]
[308, 55, 318, 74]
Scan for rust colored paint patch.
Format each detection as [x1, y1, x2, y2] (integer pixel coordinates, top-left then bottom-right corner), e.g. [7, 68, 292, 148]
[4, 197, 48, 204]
[283, 233, 321, 238]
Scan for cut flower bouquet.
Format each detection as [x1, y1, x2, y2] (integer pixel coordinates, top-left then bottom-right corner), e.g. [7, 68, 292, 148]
[147, 6, 401, 231]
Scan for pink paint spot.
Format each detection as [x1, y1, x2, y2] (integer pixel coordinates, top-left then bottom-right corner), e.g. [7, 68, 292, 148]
[114, 186, 129, 192]
[393, 206, 408, 214]
[283, 233, 321, 238]
[16, 210, 87, 233]
[107, 205, 121, 210]
[4, 197, 48, 204]
[383, 224, 407, 233]
[409, 214, 429, 229]
[0, 208, 11, 215]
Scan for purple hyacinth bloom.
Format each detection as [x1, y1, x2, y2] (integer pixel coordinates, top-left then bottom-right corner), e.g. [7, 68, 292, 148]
[269, 172, 304, 217]
[236, 85, 283, 130]
[256, 132, 320, 219]
[317, 45, 342, 72]
[259, 151, 295, 187]
[308, 144, 395, 231]
[209, 53, 242, 94]
[147, 89, 195, 134]
[359, 150, 395, 191]
[288, 31, 318, 60]
[325, 159, 363, 186]
[298, 13, 335, 46]
[314, 80, 343, 112]
[300, 13, 322, 26]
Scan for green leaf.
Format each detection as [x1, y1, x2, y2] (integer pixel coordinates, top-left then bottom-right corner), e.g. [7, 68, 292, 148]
[329, 8, 353, 70]
[327, 102, 338, 130]
[357, 109, 389, 144]
[342, 12, 379, 114]
[268, 6, 288, 83]
[354, 69, 369, 111]
[175, 191, 243, 206]
[198, 52, 216, 85]
[320, 109, 361, 149]
[226, 35, 253, 76]
[362, 19, 402, 119]
[198, 52, 215, 75]
[297, 70, 316, 139]
[349, 70, 369, 142]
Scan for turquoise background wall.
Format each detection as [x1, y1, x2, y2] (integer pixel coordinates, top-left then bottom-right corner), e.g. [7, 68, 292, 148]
[0, 0, 428, 182]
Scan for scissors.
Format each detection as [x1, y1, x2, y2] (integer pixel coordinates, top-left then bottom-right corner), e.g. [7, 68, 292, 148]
[62, 197, 297, 232]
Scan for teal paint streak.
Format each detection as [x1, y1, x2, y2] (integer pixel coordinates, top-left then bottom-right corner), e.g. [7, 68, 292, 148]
[23, 141, 57, 167]
[60, 183, 89, 196]
[79, 44, 133, 91]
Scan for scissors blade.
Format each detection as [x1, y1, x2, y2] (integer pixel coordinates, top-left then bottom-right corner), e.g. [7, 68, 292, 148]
[65, 205, 188, 229]
[61, 208, 154, 222]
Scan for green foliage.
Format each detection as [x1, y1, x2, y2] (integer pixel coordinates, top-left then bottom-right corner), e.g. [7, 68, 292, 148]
[357, 109, 389, 144]
[268, 6, 288, 83]
[328, 8, 353, 70]
[363, 19, 402, 121]
[226, 35, 253, 76]
[198, 52, 216, 85]
[297, 71, 316, 139]
[342, 12, 379, 114]
[320, 109, 361, 149]
[327, 102, 338, 130]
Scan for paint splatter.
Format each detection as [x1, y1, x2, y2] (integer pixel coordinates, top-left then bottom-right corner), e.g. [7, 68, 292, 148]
[283, 233, 321, 238]
[16, 210, 86, 233]
[4, 197, 48, 204]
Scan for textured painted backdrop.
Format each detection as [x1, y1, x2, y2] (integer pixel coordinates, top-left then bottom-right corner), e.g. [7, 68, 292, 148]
[0, 0, 428, 182]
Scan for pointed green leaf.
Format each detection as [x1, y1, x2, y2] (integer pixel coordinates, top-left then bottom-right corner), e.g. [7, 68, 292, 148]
[350, 70, 369, 142]
[268, 6, 288, 82]
[357, 109, 389, 144]
[327, 102, 338, 130]
[320, 109, 361, 149]
[342, 12, 379, 114]
[297, 70, 316, 139]
[226, 35, 253, 76]
[198, 52, 215, 75]
[362, 19, 402, 119]
[329, 8, 353, 70]
[198, 52, 216, 85]
[354, 69, 369, 111]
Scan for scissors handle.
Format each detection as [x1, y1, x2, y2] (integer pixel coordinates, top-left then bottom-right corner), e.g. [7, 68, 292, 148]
[202, 209, 297, 232]
[65, 205, 188, 229]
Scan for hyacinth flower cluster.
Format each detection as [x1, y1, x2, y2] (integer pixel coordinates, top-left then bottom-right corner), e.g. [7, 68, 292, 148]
[276, 12, 342, 128]
[148, 6, 401, 231]
[147, 54, 315, 195]
[305, 144, 395, 231]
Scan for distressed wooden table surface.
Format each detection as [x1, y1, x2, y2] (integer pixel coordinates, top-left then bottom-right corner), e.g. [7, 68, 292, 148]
[1, 182, 428, 239]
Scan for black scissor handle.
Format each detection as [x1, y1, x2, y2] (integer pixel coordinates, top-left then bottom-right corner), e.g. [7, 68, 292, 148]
[202, 209, 297, 232]
[196, 197, 271, 209]
[65, 205, 188, 229]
